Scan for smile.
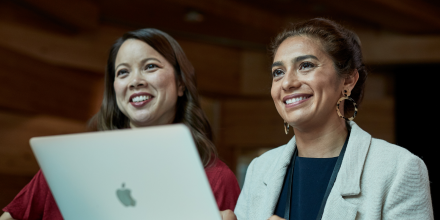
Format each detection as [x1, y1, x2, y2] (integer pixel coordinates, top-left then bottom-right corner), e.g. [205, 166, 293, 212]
[284, 95, 311, 104]
[285, 96, 306, 104]
[131, 95, 152, 103]
[129, 93, 154, 108]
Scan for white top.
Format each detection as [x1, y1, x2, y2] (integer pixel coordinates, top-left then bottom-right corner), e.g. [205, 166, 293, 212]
[235, 121, 433, 220]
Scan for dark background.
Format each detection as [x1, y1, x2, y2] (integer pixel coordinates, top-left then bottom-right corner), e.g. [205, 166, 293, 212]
[395, 63, 440, 214]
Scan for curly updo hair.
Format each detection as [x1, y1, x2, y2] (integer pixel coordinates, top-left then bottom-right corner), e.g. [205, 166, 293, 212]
[270, 18, 368, 115]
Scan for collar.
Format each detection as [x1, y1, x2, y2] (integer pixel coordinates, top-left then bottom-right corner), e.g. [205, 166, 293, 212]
[262, 121, 371, 196]
[263, 136, 296, 186]
[336, 121, 371, 196]
[261, 136, 297, 216]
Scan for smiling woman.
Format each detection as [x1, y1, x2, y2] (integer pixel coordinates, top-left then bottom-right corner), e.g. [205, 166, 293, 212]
[113, 39, 184, 128]
[234, 18, 433, 220]
[94, 29, 217, 167]
[0, 29, 240, 220]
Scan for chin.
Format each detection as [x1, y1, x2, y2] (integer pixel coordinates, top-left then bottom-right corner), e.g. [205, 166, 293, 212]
[286, 114, 312, 127]
[129, 115, 155, 127]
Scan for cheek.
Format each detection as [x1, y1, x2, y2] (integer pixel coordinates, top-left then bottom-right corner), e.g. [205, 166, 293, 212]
[306, 73, 329, 93]
[113, 80, 125, 111]
[271, 82, 279, 101]
[311, 78, 340, 105]
[155, 72, 178, 95]
[113, 81, 124, 98]
[271, 82, 284, 112]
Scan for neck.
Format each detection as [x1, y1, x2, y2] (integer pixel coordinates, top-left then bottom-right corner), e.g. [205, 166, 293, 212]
[293, 118, 348, 158]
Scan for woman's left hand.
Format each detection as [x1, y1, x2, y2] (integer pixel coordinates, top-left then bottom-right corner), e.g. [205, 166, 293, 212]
[220, 209, 237, 220]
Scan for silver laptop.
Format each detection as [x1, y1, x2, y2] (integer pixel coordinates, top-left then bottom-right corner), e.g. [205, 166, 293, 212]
[30, 124, 221, 220]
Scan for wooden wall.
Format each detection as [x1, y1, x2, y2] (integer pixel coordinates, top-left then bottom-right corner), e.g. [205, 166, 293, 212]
[1, 0, 439, 210]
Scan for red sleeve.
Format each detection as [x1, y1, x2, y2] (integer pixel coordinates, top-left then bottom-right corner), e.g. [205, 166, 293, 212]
[205, 160, 241, 211]
[2, 170, 63, 220]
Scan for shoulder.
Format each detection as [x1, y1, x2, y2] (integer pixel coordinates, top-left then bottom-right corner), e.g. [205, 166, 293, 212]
[368, 138, 426, 172]
[35, 169, 50, 185]
[365, 139, 433, 218]
[360, 137, 430, 200]
[349, 122, 426, 174]
[205, 159, 239, 189]
[19, 170, 51, 194]
[205, 159, 232, 175]
[205, 159, 241, 211]
[369, 138, 413, 158]
[3, 170, 57, 219]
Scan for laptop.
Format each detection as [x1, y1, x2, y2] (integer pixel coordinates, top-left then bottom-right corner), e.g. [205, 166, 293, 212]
[30, 124, 221, 220]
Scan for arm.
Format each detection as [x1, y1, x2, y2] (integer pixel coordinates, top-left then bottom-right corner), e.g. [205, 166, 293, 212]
[206, 160, 241, 211]
[220, 210, 237, 220]
[0, 212, 15, 220]
[216, 171, 241, 211]
[2, 170, 62, 220]
[383, 155, 433, 219]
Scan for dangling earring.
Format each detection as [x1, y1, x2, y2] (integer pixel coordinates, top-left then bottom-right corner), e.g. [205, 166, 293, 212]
[336, 89, 358, 121]
[284, 121, 290, 134]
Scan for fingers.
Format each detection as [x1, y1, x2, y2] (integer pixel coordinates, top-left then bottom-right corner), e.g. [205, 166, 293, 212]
[267, 215, 286, 220]
[220, 209, 237, 220]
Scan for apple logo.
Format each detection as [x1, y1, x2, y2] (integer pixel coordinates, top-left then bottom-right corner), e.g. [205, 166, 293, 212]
[116, 183, 136, 207]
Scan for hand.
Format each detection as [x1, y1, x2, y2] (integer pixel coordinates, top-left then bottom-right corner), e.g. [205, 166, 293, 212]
[267, 215, 286, 220]
[0, 212, 15, 220]
[220, 209, 237, 220]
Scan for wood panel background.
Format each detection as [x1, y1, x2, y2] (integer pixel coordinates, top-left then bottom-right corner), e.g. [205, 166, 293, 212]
[1, 0, 438, 212]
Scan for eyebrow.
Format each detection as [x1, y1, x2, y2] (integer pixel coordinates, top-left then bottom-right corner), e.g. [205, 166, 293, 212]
[115, 58, 162, 70]
[271, 61, 284, 69]
[294, 55, 319, 63]
[271, 55, 319, 69]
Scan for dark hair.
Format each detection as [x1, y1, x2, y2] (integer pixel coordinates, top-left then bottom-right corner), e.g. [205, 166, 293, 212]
[90, 28, 217, 167]
[270, 18, 367, 114]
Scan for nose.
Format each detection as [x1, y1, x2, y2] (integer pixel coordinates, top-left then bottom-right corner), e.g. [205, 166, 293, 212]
[129, 71, 147, 89]
[282, 69, 301, 91]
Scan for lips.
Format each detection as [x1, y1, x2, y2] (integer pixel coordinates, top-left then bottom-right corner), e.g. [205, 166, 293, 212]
[129, 92, 154, 107]
[283, 93, 312, 104]
[282, 93, 312, 108]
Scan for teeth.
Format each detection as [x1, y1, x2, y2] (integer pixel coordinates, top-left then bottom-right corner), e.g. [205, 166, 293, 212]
[132, 95, 151, 102]
[285, 96, 308, 104]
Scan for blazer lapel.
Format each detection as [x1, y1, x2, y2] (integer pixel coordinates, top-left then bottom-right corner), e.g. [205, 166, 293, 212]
[322, 193, 358, 220]
[338, 121, 371, 196]
[260, 136, 297, 218]
[323, 121, 372, 220]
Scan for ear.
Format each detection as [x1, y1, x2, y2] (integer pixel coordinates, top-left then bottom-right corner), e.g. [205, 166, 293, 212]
[343, 69, 359, 96]
[177, 80, 185, 97]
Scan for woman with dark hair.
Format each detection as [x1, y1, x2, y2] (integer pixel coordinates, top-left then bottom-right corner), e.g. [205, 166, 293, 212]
[0, 28, 240, 220]
[234, 18, 433, 220]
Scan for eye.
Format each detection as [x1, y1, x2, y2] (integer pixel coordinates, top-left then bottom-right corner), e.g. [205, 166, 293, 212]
[116, 69, 129, 76]
[299, 61, 315, 70]
[145, 64, 158, 70]
[272, 69, 285, 78]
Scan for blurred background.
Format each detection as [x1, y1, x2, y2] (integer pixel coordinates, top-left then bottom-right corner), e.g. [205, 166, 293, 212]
[0, 0, 439, 214]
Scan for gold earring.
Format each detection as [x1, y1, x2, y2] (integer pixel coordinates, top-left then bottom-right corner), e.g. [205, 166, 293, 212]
[336, 90, 358, 121]
[284, 121, 290, 134]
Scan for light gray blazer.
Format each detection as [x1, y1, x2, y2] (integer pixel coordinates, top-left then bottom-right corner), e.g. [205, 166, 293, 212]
[234, 122, 433, 220]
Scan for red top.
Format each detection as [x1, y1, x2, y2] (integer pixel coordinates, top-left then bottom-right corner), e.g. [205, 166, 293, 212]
[3, 159, 240, 220]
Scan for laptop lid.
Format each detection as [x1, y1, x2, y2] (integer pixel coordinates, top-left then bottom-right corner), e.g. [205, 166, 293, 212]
[30, 124, 221, 220]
